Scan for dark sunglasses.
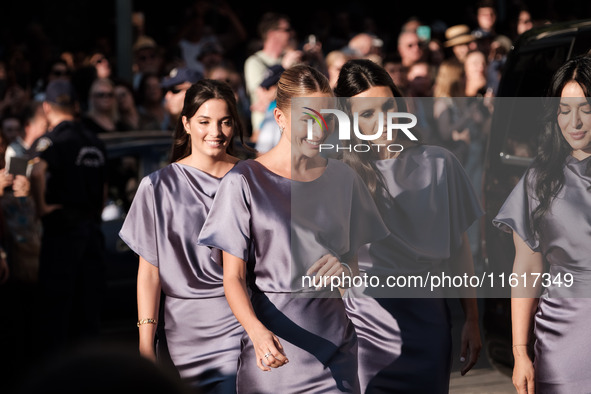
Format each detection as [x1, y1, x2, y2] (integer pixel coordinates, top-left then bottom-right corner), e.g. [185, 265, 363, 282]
[168, 87, 186, 95]
[94, 92, 114, 98]
[51, 69, 70, 77]
[139, 54, 156, 62]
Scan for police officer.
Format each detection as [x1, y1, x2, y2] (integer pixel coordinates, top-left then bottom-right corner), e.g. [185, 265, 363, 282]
[31, 80, 107, 353]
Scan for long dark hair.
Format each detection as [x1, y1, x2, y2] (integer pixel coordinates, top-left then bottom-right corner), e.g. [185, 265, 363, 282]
[530, 55, 591, 235]
[333, 59, 408, 199]
[170, 79, 247, 163]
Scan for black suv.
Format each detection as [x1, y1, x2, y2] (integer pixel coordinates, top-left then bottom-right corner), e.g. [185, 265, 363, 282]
[482, 19, 591, 371]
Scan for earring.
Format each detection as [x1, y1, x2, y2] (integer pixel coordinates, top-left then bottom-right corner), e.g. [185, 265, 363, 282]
[280, 126, 285, 133]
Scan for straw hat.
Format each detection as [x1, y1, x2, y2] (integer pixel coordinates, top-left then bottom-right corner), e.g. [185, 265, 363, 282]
[444, 25, 476, 47]
[133, 35, 158, 52]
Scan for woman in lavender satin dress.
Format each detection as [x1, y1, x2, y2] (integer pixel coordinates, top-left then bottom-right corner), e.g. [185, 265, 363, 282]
[119, 80, 249, 393]
[334, 59, 483, 393]
[493, 55, 591, 394]
[198, 65, 388, 393]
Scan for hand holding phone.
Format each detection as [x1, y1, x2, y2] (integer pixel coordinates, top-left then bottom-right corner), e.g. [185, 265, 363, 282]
[7, 156, 28, 177]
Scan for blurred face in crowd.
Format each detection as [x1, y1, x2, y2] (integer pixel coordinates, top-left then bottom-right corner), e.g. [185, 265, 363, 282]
[49, 62, 70, 82]
[327, 53, 348, 88]
[165, 82, 192, 117]
[407, 63, 432, 97]
[90, 80, 116, 113]
[207, 67, 241, 101]
[464, 51, 487, 81]
[452, 43, 472, 63]
[27, 106, 49, 141]
[182, 98, 234, 160]
[398, 32, 423, 67]
[2, 117, 23, 144]
[558, 82, 591, 160]
[428, 40, 444, 66]
[143, 75, 163, 105]
[115, 85, 135, 113]
[517, 10, 533, 35]
[90, 53, 111, 79]
[349, 33, 373, 57]
[477, 7, 496, 32]
[384, 61, 407, 90]
[267, 18, 292, 49]
[135, 48, 161, 74]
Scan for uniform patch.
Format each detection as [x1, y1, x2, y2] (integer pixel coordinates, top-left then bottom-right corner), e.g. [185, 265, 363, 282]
[35, 137, 53, 152]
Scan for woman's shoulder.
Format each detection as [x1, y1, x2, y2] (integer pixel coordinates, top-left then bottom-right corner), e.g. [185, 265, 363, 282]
[225, 159, 259, 176]
[217, 159, 263, 188]
[327, 157, 354, 173]
[399, 144, 458, 169]
[141, 163, 183, 187]
[418, 144, 457, 160]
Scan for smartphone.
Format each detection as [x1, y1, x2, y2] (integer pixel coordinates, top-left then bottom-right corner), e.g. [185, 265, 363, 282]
[7, 156, 28, 177]
[307, 35, 317, 46]
[417, 25, 431, 42]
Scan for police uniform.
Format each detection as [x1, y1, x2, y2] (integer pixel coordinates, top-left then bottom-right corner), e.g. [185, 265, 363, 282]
[36, 119, 107, 348]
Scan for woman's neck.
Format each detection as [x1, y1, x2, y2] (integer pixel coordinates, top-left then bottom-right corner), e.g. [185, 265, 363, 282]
[178, 152, 237, 178]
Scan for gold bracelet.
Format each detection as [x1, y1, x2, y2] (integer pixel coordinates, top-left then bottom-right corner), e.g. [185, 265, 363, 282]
[137, 318, 157, 327]
[512, 344, 529, 348]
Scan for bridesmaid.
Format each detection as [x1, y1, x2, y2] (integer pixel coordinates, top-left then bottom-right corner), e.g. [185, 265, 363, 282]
[198, 64, 388, 393]
[119, 79, 248, 392]
[494, 55, 591, 394]
[334, 59, 483, 393]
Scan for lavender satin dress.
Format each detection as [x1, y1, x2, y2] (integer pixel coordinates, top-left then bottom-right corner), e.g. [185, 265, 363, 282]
[343, 145, 484, 393]
[119, 163, 244, 393]
[198, 159, 388, 394]
[493, 155, 591, 393]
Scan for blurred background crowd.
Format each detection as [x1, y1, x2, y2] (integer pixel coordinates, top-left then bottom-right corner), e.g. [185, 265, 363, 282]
[1, 0, 587, 152]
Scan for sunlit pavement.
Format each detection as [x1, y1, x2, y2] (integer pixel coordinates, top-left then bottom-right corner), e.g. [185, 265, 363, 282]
[449, 298, 515, 393]
[450, 368, 514, 393]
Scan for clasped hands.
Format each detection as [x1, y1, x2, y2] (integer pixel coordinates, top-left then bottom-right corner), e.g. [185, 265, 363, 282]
[306, 253, 352, 291]
[0, 170, 30, 197]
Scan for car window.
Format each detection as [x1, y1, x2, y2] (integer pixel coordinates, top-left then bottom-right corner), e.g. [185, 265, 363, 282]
[498, 39, 573, 163]
[102, 143, 171, 222]
[571, 30, 591, 57]
[502, 38, 572, 98]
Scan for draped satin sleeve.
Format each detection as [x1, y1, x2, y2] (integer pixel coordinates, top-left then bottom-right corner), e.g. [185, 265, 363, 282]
[367, 145, 484, 274]
[198, 169, 252, 263]
[492, 170, 540, 252]
[119, 176, 159, 266]
[443, 146, 485, 251]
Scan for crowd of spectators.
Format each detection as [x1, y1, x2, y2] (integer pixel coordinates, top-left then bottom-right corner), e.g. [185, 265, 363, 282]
[0, 1, 549, 144]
